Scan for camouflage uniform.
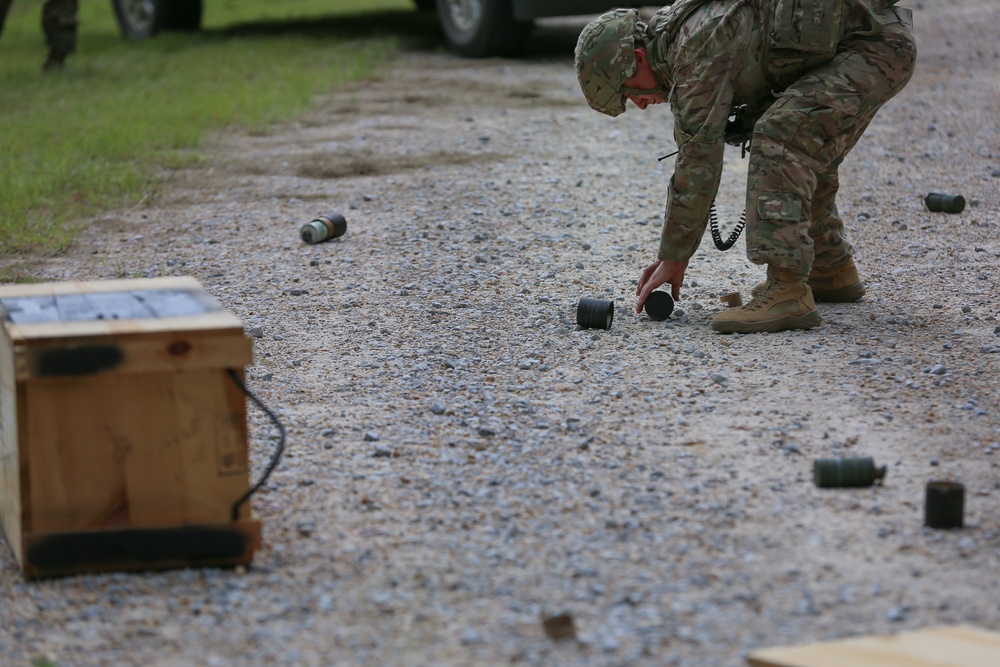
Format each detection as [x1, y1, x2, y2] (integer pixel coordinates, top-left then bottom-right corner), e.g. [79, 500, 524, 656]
[0, 0, 79, 64]
[581, 0, 917, 279]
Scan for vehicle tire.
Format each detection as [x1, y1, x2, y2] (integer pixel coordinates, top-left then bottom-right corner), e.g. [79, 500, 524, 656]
[164, 0, 202, 31]
[434, 0, 531, 58]
[111, 0, 169, 40]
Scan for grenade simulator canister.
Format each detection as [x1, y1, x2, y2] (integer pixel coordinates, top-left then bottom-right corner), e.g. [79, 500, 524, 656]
[643, 291, 674, 321]
[924, 193, 965, 214]
[577, 298, 614, 330]
[300, 213, 348, 244]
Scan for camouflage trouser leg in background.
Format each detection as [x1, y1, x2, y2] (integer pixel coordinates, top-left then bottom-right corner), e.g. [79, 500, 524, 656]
[744, 22, 917, 277]
[42, 0, 78, 58]
[0, 0, 14, 36]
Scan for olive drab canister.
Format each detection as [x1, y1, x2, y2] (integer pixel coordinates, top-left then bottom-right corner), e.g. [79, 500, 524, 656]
[813, 457, 887, 488]
[924, 193, 966, 214]
[925, 481, 965, 529]
[577, 298, 615, 330]
[643, 291, 674, 321]
[300, 213, 347, 245]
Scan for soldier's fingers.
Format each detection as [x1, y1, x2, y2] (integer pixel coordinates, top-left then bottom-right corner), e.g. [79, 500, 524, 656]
[636, 262, 658, 295]
[636, 282, 655, 314]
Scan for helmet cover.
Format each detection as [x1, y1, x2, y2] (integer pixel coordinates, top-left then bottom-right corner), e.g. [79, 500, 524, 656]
[575, 8, 643, 117]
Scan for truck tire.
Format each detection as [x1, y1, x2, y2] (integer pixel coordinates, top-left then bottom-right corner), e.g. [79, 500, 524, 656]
[111, 0, 202, 39]
[434, 0, 531, 58]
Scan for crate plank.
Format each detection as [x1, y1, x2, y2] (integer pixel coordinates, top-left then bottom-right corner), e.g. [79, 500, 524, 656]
[747, 625, 1000, 667]
[14, 330, 252, 381]
[0, 325, 22, 564]
[25, 376, 129, 534]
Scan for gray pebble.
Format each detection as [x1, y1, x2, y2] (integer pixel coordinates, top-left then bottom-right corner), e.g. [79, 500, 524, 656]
[886, 607, 907, 622]
[363, 431, 380, 442]
[429, 401, 447, 415]
[247, 326, 264, 338]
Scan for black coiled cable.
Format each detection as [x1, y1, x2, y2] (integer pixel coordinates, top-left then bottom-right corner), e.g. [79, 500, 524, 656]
[709, 202, 746, 251]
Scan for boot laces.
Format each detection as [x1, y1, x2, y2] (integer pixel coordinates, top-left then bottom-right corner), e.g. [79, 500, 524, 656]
[741, 279, 784, 311]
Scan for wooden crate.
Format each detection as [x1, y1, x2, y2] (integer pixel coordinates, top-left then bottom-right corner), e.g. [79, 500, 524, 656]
[0, 277, 261, 579]
[747, 625, 1000, 667]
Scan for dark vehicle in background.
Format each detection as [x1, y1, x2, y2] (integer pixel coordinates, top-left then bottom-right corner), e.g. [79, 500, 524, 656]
[110, 0, 635, 57]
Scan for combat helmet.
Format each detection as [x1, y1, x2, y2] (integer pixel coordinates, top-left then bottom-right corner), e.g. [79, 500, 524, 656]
[575, 8, 646, 117]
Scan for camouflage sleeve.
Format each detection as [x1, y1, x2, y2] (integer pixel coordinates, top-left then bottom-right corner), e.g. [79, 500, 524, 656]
[657, 11, 751, 263]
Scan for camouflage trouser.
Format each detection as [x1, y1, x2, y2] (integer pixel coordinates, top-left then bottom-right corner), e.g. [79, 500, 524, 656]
[0, 0, 10, 35]
[42, 0, 78, 57]
[744, 21, 917, 277]
[0, 0, 78, 56]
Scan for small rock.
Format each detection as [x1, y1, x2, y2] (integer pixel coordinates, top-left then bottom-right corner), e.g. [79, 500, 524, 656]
[363, 431, 380, 442]
[247, 326, 264, 338]
[886, 607, 907, 622]
[541, 612, 576, 640]
[371, 445, 392, 458]
[429, 401, 447, 415]
[297, 521, 316, 538]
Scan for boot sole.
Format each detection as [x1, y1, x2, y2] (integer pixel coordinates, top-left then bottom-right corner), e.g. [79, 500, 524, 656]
[711, 310, 822, 334]
[751, 282, 866, 303]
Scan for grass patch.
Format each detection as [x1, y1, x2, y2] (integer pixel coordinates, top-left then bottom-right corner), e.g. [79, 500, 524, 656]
[0, 0, 437, 255]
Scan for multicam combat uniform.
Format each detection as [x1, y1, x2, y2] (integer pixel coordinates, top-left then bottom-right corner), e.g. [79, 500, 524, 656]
[0, 0, 79, 65]
[586, 0, 917, 279]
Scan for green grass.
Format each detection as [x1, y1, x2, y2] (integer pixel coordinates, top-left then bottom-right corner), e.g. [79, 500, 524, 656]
[0, 0, 435, 256]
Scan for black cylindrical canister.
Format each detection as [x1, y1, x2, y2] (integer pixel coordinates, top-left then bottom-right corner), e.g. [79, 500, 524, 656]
[644, 291, 674, 321]
[300, 213, 348, 244]
[813, 457, 887, 488]
[577, 298, 614, 330]
[925, 481, 964, 529]
[924, 193, 966, 214]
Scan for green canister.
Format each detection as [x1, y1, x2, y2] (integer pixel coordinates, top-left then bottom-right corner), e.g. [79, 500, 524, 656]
[813, 456, 887, 488]
[924, 193, 965, 214]
[300, 213, 348, 244]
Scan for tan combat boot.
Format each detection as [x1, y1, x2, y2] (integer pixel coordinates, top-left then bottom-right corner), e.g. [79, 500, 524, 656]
[713, 267, 820, 334]
[750, 261, 866, 302]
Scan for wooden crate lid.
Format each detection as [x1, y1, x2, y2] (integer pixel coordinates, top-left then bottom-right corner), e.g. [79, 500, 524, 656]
[747, 625, 1000, 667]
[0, 277, 244, 342]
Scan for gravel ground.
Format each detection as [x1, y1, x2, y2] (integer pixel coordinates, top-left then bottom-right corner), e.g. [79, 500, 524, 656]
[2, 1, 999, 665]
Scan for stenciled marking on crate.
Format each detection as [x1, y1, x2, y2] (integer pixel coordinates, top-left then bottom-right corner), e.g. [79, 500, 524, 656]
[25, 525, 251, 574]
[33, 344, 125, 376]
[215, 417, 249, 476]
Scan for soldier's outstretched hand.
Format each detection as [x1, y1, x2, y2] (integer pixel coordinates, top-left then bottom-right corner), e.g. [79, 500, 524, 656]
[636, 259, 688, 313]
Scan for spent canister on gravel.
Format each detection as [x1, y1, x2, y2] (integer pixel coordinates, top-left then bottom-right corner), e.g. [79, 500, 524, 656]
[300, 213, 348, 244]
[577, 298, 614, 330]
[643, 291, 674, 321]
[924, 193, 966, 214]
[925, 481, 965, 529]
[813, 457, 887, 488]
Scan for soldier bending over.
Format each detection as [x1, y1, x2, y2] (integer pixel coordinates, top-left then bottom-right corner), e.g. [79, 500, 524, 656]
[575, 0, 916, 333]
